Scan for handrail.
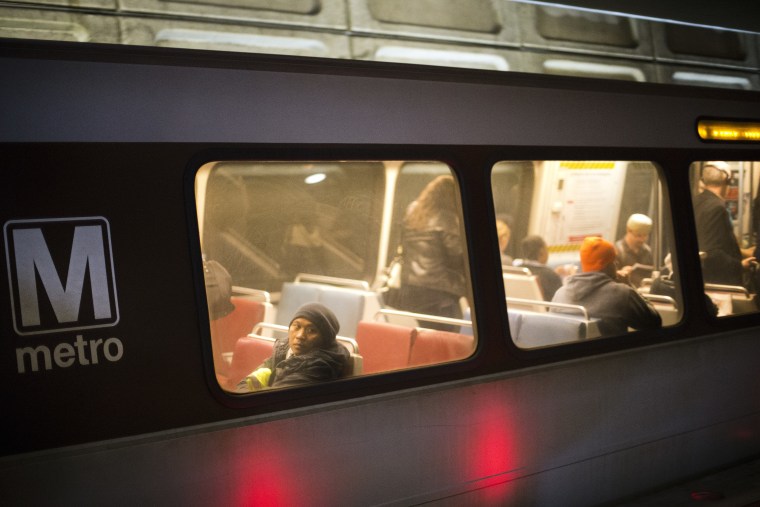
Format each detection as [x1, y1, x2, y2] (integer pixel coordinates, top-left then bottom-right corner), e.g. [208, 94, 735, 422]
[231, 286, 271, 303]
[506, 297, 590, 321]
[294, 273, 370, 291]
[704, 283, 750, 297]
[245, 332, 276, 343]
[374, 308, 473, 327]
[251, 322, 359, 353]
[641, 293, 677, 306]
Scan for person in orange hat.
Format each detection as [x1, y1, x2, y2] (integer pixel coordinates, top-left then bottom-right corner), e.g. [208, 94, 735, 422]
[551, 236, 661, 336]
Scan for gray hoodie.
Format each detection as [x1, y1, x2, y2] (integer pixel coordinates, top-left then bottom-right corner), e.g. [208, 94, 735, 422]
[551, 271, 661, 337]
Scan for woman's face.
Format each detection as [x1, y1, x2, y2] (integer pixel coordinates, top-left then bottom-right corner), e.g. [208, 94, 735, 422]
[288, 317, 323, 355]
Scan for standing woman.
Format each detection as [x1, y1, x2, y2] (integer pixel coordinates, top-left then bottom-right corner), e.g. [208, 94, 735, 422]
[394, 175, 468, 331]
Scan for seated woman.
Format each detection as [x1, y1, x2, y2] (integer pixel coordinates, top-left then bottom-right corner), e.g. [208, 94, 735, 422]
[237, 303, 349, 392]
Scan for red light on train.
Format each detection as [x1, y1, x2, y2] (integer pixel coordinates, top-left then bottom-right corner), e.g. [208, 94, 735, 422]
[231, 438, 300, 506]
[468, 391, 520, 485]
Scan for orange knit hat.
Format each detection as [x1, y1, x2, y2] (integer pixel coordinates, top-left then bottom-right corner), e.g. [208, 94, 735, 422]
[580, 236, 616, 272]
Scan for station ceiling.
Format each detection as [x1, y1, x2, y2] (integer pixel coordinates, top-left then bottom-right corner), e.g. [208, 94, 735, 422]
[542, 0, 760, 33]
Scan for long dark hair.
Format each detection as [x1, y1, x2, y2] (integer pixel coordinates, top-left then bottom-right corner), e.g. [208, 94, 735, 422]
[404, 175, 458, 230]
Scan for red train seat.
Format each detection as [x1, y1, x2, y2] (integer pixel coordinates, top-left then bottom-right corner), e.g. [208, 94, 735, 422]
[355, 321, 416, 374]
[210, 296, 271, 373]
[408, 328, 474, 367]
[224, 335, 276, 390]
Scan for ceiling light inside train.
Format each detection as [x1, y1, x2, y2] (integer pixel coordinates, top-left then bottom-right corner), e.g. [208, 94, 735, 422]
[698, 120, 760, 141]
[305, 173, 326, 184]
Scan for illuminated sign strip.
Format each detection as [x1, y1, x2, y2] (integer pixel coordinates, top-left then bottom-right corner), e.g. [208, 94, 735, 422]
[698, 120, 760, 142]
[559, 161, 615, 169]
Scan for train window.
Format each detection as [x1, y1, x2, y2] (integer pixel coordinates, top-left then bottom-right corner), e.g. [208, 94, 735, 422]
[492, 161, 681, 349]
[689, 162, 760, 317]
[196, 161, 475, 393]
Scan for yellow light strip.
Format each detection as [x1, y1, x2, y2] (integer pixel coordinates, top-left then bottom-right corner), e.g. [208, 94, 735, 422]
[698, 120, 760, 142]
[559, 161, 615, 170]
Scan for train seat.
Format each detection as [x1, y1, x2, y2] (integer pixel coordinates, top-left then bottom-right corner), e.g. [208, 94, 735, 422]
[276, 281, 382, 338]
[641, 293, 681, 326]
[210, 296, 273, 374]
[510, 309, 600, 348]
[225, 335, 276, 390]
[342, 352, 364, 377]
[704, 283, 758, 316]
[408, 328, 475, 367]
[355, 321, 416, 374]
[503, 271, 546, 311]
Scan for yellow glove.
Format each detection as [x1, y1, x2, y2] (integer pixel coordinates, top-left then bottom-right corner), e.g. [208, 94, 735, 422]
[245, 368, 272, 391]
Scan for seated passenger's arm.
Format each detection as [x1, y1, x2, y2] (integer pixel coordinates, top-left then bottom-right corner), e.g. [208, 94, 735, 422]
[627, 290, 662, 330]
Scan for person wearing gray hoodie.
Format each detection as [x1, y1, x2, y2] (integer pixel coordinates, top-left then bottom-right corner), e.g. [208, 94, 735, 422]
[552, 236, 661, 337]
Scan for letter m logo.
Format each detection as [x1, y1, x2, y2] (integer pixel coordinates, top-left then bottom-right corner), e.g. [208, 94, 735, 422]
[4, 217, 119, 335]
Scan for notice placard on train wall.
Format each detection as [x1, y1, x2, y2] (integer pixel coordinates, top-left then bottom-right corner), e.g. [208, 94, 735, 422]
[545, 161, 625, 247]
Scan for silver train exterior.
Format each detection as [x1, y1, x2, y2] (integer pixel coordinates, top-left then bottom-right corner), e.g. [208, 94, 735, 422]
[1, 39, 760, 505]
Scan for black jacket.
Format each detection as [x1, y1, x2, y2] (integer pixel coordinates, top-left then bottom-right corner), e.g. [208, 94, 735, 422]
[693, 190, 743, 286]
[262, 337, 349, 388]
[401, 209, 466, 297]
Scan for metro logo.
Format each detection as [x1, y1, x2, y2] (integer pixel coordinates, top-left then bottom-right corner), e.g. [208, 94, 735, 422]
[4, 217, 119, 336]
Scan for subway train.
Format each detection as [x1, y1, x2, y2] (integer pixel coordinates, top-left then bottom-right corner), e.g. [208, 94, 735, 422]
[2, 37, 760, 505]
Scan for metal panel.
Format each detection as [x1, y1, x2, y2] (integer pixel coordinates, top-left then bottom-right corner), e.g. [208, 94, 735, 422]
[351, 36, 522, 72]
[521, 51, 656, 83]
[652, 22, 760, 71]
[119, 17, 350, 57]
[0, 6, 119, 43]
[3, 331, 760, 505]
[348, 0, 519, 47]
[118, 0, 347, 30]
[518, 3, 654, 60]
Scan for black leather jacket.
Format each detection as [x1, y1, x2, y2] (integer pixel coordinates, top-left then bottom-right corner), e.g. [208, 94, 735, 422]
[401, 209, 466, 297]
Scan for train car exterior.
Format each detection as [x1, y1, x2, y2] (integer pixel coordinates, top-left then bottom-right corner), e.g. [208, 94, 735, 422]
[2, 38, 760, 505]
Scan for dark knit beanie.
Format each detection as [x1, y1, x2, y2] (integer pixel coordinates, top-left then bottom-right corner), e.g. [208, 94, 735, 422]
[290, 303, 340, 344]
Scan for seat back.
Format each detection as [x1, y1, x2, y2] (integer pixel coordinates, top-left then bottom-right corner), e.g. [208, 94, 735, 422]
[503, 273, 546, 311]
[408, 328, 474, 367]
[355, 321, 416, 374]
[641, 293, 681, 326]
[341, 352, 364, 377]
[224, 335, 275, 390]
[210, 297, 272, 374]
[276, 281, 381, 338]
[511, 309, 599, 348]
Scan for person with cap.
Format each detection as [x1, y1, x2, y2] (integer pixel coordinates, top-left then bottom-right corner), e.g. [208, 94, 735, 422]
[237, 302, 349, 392]
[614, 213, 655, 287]
[693, 161, 756, 287]
[551, 236, 661, 337]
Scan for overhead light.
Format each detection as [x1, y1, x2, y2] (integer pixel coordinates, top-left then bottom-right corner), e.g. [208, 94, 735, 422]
[305, 173, 326, 184]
